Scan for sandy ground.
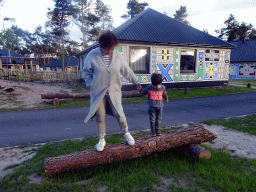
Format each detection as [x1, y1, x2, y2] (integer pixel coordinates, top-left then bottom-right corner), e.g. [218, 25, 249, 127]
[0, 80, 256, 183]
[0, 80, 72, 109]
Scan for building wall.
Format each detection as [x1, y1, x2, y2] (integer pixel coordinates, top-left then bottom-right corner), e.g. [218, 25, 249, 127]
[79, 44, 231, 85]
[117, 44, 230, 84]
[229, 63, 256, 80]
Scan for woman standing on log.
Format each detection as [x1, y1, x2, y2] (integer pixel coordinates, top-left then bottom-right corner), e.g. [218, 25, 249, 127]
[82, 31, 141, 151]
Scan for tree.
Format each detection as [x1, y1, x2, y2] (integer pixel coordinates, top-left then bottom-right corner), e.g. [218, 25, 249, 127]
[0, 28, 19, 50]
[47, 0, 78, 70]
[0, 28, 19, 68]
[66, 39, 80, 56]
[11, 25, 59, 66]
[215, 14, 256, 41]
[74, 0, 113, 48]
[237, 22, 254, 40]
[95, 0, 114, 33]
[87, 0, 113, 42]
[173, 6, 190, 25]
[215, 14, 238, 42]
[203, 29, 209, 34]
[73, 0, 94, 49]
[249, 28, 256, 39]
[121, 0, 149, 19]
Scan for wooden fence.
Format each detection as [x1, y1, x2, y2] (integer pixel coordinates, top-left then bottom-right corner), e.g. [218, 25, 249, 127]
[0, 69, 81, 82]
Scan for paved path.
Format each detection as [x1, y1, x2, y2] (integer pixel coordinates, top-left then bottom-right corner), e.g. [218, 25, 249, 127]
[1, 91, 256, 148]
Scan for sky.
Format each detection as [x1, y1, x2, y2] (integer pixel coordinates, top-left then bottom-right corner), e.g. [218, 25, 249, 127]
[0, 0, 256, 44]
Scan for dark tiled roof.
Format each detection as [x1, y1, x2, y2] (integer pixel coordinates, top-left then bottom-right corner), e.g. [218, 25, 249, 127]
[45, 56, 79, 67]
[78, 8, 236, 56]
[230, 39, 256, 62]
[0, 49, 39, 64]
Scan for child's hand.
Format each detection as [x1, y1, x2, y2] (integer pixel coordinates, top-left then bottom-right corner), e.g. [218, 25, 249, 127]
[165, 99, 169, 102]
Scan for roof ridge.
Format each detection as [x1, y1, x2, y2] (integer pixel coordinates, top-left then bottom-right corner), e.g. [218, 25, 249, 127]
[114, 8, 152, 36]
[155, 10, 237, 47]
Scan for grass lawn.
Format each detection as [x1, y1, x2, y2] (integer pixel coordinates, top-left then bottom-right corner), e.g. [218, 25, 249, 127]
[204, 114, 256, 135]
[229, 79, 256, 87]
[1, 115, 256, 192]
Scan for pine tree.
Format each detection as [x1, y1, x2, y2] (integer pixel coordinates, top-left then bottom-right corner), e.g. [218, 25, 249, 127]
[121, 0, 149, 19]
[47, 0, 78, 70]
[0, 28, 19, 68]
[73, 0, 94, 49]
[215, 14, 256, 41]
[89, 0, 113, 42]
[173, 6, 190, 25]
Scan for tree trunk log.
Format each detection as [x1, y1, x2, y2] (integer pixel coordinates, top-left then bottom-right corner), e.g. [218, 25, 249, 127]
[44, 124, 217, 175]
[183, 144, 211, 159]
[52, 98, 61, 106]
[41, 90, 143, 100]
[41, 92, 91, 99]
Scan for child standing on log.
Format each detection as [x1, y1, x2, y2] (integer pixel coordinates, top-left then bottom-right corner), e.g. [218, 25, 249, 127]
[139, 73, 168, 136]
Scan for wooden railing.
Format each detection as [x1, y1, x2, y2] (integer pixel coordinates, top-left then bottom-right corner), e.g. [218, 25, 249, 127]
[0, 69, 81, 82]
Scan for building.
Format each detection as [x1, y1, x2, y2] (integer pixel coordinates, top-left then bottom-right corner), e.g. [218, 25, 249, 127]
[0, 49, 39, 70]
[229, 39, 256, 80]
[44, 56, 79, 71]
[77, 8, 237, 90]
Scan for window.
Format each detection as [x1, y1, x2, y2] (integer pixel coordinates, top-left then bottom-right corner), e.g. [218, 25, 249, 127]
[180, 49, 196, 73]
[129, 46, 150, 74]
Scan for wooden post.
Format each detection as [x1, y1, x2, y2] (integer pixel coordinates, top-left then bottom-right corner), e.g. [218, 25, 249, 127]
[44, 124, 217, 175]
[184, 87, 189, 95]
[223, 83, 228, 90]
[30, 60, 33, 82]
[30, 60, 33, 71]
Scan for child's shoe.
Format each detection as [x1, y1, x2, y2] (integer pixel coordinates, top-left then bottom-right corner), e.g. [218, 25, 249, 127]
[156, 129, 161, 136]
[95, 138, 106, 151]
[151, 130, 156, 136]
[124, 132, 135, 145]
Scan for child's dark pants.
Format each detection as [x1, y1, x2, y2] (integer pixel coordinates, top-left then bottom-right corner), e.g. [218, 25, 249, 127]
[148, 106, 163, 135]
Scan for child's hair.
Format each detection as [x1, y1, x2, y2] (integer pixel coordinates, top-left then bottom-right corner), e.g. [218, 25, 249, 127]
[98, 31, 119, 49]
[151, 73, 163, 85]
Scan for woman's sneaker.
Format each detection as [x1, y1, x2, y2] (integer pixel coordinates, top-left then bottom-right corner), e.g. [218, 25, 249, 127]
[124, 132, 135, 145]
[95, 138, 106, 151]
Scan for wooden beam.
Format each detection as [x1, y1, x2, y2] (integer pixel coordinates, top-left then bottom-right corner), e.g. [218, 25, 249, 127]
[44, 124, 217, 175]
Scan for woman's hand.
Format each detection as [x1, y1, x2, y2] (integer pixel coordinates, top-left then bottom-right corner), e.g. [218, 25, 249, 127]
[136, 83, 142, 90]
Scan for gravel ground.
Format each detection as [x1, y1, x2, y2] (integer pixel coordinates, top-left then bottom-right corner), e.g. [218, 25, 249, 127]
[203, 123, 256, 159]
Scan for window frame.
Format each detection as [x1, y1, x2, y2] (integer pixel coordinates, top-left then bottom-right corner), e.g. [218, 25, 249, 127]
[129, 46, 150, 74]
[180, 48, 197, 73]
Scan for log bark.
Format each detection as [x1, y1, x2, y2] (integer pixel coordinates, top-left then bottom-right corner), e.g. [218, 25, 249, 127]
[44, 124, 217, 175]
[53, 98, 61, 106]
[183, 144, 211, 159]
[41, 92, 90, 99]
[41, 90, 143, 100]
